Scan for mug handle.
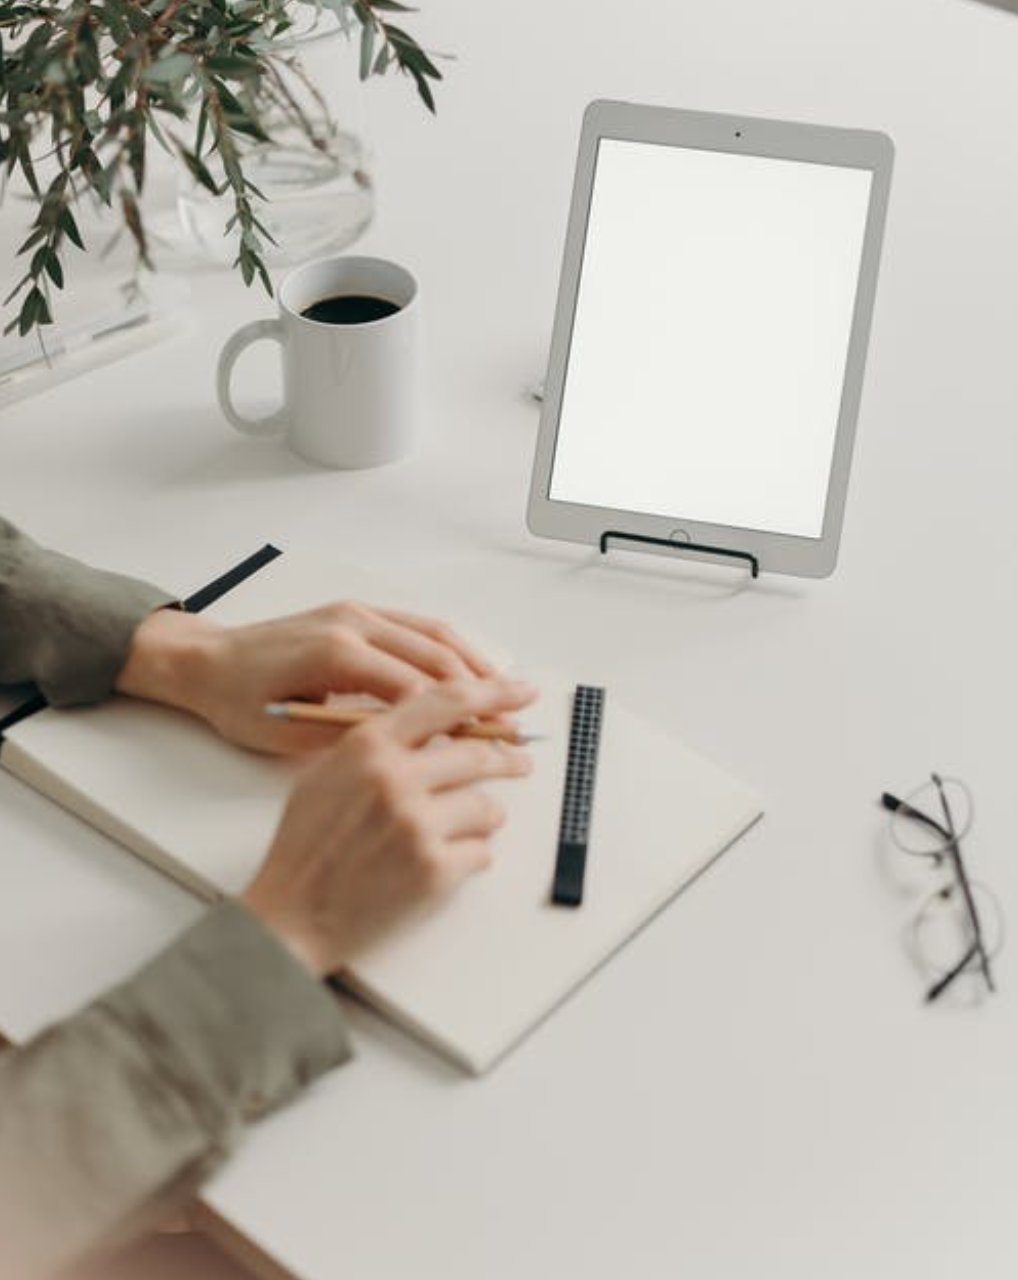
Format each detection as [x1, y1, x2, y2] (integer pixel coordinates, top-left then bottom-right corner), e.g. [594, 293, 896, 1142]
[216, 319, 288, 437]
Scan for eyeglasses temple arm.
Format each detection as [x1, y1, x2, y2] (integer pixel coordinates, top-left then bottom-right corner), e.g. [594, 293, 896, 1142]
[881, 792, 950, 842]
[933, 778, 996, 994]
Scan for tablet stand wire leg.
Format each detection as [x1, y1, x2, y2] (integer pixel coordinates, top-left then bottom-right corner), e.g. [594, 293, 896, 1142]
[598, 530, 760, 579]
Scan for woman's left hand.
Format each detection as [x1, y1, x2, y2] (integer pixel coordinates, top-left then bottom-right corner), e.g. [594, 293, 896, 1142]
[115, 600, 499, 755]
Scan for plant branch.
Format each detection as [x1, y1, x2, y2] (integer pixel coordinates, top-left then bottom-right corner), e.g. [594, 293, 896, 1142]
[0, 0, 443, 334]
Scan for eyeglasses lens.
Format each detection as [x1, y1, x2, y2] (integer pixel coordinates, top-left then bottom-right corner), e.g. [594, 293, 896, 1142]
[912, 880, 1004, 979]
[889, 777, 973, 859]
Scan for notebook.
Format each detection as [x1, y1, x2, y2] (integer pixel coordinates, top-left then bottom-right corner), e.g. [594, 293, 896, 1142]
[0, 548, 763, 1074]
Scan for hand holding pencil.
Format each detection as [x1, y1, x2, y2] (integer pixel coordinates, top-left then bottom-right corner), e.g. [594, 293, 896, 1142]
[122, 597, 527, 756]
[243, 677, 539, 977]
[264, 699, 544, 746]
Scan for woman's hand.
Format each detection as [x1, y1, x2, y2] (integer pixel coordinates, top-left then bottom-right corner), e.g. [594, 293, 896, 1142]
[115, 601, 498, 754]
[241, 678, 537, 975]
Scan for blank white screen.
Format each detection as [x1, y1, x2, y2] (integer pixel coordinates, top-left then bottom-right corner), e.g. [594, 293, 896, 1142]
[548, 139, 873, 539]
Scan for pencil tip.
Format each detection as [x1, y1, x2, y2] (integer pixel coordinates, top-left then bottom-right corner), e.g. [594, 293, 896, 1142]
[263, 703, 288, 718]
[517, 730, 549, 744]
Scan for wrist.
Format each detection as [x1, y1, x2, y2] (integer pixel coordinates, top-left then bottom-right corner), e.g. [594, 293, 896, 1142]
[115, 607, 226, 720]
[240, 886, 334, 978]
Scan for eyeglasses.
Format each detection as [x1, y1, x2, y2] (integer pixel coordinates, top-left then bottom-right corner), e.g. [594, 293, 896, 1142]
[880, 774, 1003, 1002]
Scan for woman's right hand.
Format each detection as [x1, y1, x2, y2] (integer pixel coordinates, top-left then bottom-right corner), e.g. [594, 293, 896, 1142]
[241, 678, 537, 976]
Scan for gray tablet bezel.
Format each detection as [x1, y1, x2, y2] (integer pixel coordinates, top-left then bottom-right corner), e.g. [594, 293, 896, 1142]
[526, 100, 894, 578]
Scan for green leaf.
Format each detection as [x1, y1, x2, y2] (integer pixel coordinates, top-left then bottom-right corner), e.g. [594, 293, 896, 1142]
[384, 24, 442, 78]
[16, 143, 40, 196]
[124, 4, 151, 35]
[17, 227, 48, 256]
[127, 131, 146, 190]
[214, 80, 271, 142]
[142, 51, 194, 87]
[121, 190, 151, 268]
[58, 207, 84, 250]
[44, 252, 64, 289]
[178, 145, 220, 195]
[221, 144, 244, 191]
[146, 108, 174, 156]
[409, 65, 435, 113]
[3, 272, 31, 307]
[101, 4, 131, 44]
[204, 54, 261, 80]
[76, 25, 101, 81]
[194, 103, 209, 156]
[18, 287, 41, 335]
[227, 115, 270, 142]
[359, 18, 375, 80]
[396, 43, 442, 80]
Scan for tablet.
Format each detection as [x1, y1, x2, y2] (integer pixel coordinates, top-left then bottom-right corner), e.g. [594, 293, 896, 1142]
[527, 101, 894, 578]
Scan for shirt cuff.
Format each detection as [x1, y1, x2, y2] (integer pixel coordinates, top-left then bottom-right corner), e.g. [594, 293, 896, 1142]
[1, 530, 173, 706]
[95, 901, 353, 1134]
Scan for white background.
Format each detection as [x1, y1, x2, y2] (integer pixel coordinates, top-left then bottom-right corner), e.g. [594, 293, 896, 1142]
[549, 140, 874, 537]
[2, 0, 1018, 1278]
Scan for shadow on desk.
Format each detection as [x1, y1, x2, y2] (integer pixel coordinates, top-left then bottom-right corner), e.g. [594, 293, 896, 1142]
[146, 405, 330, 492]
[163, 442, 329, 492]
[493, 539, 811, 605]
[965, 0, 1018, 13]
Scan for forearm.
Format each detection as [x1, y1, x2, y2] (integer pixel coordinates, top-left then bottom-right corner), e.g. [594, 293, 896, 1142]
[0, 901, 352, 1280]
[0, 517, 173, 706]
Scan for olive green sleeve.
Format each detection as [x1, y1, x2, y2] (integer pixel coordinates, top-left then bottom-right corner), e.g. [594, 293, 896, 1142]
[0, 516, 173, 706]
[0, 901, 353, 1280]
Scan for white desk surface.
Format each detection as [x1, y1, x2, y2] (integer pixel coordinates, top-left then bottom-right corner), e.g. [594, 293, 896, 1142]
[2, 0, 1018, 1276]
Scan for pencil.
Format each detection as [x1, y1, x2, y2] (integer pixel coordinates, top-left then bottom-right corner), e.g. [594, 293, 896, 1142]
[263, 701, 545, 746]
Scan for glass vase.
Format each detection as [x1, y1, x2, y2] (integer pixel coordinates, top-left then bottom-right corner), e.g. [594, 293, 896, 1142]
[174, 20, 374, 267]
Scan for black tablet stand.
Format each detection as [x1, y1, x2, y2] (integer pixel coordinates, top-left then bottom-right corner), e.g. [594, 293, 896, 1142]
[599, 530, 760, 579]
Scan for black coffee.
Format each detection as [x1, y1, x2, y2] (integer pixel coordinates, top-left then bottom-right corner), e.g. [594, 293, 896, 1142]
[301, 294, 401, 325]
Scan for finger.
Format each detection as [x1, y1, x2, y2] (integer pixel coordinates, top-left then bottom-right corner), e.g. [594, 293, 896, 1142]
[250, 719, 353, 757]
[363, 619, 476, 683]
[429, 787, 506, 840]
[333, 639, 433, 703]
[372, 607, 498, 677]
[415, 738, 532, 791]
[437, 837, 495, 885]
[380, 678, 538, 747]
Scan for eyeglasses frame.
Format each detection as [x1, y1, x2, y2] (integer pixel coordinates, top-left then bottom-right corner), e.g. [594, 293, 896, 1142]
[881, 773, 996, 1002]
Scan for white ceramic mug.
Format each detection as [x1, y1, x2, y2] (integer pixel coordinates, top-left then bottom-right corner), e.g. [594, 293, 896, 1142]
[216, 255, 419, 468]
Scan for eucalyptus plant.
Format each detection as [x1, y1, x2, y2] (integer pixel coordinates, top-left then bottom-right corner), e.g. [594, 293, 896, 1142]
[0, 0, 440, 335]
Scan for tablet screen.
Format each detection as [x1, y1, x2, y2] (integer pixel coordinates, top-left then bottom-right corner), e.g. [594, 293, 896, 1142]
[547, 139, 874, 539]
